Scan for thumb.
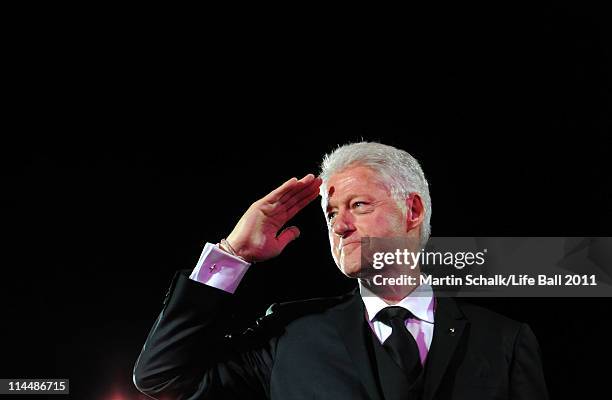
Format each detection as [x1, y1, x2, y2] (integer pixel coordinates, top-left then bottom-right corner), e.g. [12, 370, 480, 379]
[276, 226, 301, 251]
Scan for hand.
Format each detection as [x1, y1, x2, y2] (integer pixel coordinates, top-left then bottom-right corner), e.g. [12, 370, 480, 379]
[225, 174, 322, 263]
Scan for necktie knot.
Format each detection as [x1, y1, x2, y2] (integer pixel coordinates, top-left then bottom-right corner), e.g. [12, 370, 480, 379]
[376, 306, 414, 326]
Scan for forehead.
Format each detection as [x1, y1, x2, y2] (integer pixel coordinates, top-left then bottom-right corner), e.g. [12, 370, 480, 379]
[324, 166, 389, 204]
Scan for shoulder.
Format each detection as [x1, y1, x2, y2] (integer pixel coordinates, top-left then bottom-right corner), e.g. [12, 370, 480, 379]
[236, 292, 354, 340]
[263, 292, 352, 324]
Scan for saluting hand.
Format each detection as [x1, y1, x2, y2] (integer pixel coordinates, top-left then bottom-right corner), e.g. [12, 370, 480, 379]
[225, 174, 322, 263]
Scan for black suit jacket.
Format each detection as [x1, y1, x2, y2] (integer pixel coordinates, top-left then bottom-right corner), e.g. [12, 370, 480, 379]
[133, 270, 548, 399]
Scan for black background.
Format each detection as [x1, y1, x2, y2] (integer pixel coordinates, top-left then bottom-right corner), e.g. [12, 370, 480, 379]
[1, 2, 610, 399]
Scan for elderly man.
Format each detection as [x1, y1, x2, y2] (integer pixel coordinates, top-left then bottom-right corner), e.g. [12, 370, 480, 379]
[133, 142, 548, 399]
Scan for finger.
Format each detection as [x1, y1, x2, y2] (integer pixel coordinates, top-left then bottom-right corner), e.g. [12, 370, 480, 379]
[286, 185, 322, 220]
[276, 226, 301, 251]
[278, 175, 319, 206]
[265, 174, 314, 203]
[277, 174, 315, 204]
[299, 173, 315, 182]
[284, 177, 321, 211]
[265, 176, 299, 203]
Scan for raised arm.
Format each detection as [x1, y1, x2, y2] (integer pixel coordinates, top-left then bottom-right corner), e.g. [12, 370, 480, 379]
[133, 174, 322, 399]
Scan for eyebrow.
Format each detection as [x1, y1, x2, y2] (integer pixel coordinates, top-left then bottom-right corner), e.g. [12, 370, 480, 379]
[325, 194, 372, 213]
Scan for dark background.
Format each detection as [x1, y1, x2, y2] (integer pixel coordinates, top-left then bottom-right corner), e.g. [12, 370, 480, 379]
[1, 2, 610, 399]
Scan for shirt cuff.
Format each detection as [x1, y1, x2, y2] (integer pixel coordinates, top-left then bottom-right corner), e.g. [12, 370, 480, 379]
[189, 242, 251, 294]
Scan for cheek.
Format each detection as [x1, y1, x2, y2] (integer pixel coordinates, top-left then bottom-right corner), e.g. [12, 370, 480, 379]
[328, 232, 339, 250]
[388, 213, 406, 232]
[370, 214, 393, 234]
[368, 213, 404, 236]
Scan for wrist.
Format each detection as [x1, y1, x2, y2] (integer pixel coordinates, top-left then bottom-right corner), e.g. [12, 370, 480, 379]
[218, 238, 251, 263]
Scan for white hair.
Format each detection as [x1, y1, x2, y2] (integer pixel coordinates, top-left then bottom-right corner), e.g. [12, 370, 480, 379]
[319, 141, 432, 246]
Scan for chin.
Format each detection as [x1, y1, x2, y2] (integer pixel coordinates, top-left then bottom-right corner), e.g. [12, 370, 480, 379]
[340, 262, 366, 279]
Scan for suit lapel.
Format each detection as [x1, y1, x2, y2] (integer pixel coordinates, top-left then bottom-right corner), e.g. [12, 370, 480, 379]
[422, 297, 467, 400]
[328, 290, 383, 400]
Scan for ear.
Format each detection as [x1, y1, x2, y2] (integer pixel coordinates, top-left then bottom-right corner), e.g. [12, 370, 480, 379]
[404, 193, 425, 231]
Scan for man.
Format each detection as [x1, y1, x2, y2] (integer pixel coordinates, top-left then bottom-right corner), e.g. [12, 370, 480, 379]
[133, 142, 548, 399]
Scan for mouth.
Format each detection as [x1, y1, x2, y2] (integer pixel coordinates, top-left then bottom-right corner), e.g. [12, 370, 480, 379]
[340, 241, 361, 251]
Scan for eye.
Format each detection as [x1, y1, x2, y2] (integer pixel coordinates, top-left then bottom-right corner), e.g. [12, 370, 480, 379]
[327, 211, 337, 221]
[352, 201, 366, 209]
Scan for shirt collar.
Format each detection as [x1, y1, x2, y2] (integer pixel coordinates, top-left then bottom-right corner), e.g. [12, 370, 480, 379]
[358, 281, 435, 324]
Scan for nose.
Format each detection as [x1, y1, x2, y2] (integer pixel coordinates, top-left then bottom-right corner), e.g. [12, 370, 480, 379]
[332, 209, 356, 237]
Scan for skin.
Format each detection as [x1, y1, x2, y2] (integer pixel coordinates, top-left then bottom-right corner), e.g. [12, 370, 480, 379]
[323, 166, 425, 303]
[226, 174, 323, 262]
[226, 165, 425, 304]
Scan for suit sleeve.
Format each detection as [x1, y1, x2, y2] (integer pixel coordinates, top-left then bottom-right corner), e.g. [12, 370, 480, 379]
[509, 323, 549, 400]
[133, 270, 277, 400]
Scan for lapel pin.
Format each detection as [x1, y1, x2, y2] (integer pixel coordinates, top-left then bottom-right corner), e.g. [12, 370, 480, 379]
[449, 328, 455, 335]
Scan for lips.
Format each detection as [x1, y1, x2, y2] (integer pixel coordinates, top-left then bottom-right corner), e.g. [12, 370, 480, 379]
[340, 241, 361, 250]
